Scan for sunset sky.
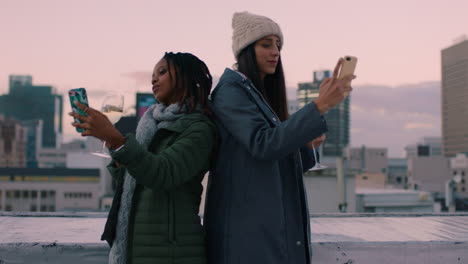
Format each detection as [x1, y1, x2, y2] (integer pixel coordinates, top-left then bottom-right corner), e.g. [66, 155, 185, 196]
[1, 0, 467, 156]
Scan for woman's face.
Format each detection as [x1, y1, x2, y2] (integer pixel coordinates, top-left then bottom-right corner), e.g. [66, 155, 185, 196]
[152, 59, 175, 104]
[254, 35, 281, 79]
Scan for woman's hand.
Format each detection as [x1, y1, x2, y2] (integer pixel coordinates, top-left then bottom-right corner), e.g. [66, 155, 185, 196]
[306, 134, 326, 150]
[314, 58, 356, 114]
[69, 101, 125, 149]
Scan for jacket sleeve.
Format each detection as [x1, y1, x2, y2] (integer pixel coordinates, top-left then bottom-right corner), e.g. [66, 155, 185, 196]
[106, 161, 125, 180]
[110, 122, 216, 191]
[211, 81, 328, 161]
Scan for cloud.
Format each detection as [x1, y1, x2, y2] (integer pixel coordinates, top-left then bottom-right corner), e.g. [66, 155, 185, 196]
[348, 81, 441, 157]
[404, 122, 435, 130]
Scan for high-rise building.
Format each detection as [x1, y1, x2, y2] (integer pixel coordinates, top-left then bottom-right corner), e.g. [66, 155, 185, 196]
[297, 70, 350, 157]
[0, 75, 63, 148]
[20, 119, 43, 168]
[0, 116, 27, 167]
[441, 39, 468, 157]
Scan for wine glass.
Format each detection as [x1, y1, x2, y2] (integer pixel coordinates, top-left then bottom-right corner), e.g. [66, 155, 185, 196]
[91, 92, 124, 158]
[309, 144, 327, 171]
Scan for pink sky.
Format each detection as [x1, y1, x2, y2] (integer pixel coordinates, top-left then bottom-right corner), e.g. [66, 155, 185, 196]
[1, 0, 467, 156]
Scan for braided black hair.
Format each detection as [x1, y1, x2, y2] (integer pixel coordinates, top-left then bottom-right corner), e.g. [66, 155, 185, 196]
[163, 52, 213, 116]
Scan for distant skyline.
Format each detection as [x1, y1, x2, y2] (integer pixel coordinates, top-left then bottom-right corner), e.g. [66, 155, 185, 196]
[1, 0, 465, 157]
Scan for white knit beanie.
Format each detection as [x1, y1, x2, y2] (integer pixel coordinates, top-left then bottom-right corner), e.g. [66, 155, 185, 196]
[232, 11, 284, 59]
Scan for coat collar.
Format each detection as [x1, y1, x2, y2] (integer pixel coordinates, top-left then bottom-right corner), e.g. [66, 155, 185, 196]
[161, 112, 208, 133]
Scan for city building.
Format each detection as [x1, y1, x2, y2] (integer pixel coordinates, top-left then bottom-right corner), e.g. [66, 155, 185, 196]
[20, 119, 43, 168]
[287, 99, 300, 115]
[37, 139, 87, 168]
[303, 166, 356, 213]
[441, 39, 468, 157]
[449, 153, 468, 198]
[355, 188, 434, 213]
[0, 75, 63, 148]
[0, 168, 100, 212]
[297, 70, 350, 157]
[0, 116, 26, 167]
[407, 156, 451, 194]
[387, 158, 408, 188]
[355, 172, 386, 189]
[405, 137, 442, 158]
[346, 146, 388, 176]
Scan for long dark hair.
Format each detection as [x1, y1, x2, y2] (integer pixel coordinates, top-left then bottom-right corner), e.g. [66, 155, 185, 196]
[163, 52, 213, 116]
[237, 43, 289, 121]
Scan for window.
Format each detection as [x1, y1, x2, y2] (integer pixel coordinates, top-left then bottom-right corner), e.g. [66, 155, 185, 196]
[41, 191, 47, 199]
[48, 205, 55, 212]
[396, 177, 402, 184]
[48, 191, 55, 198]
[462, 171, 465, 176]
[14, 190, 20, 199]
[362, 176, 368, 180]
[5, 205, 12, 211]
[23, 190, 29, 198]
[31, 191, 37, 199]
[40, 205, 47, 212]
[30, 205, 37, 212]
[6, 191, 12, 198]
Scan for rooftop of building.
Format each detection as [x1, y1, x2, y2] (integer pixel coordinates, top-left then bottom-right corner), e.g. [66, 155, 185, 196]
[0, 212, 467, 263]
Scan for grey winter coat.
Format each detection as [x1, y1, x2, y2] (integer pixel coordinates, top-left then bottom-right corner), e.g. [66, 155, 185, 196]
[204, 68, 328, 264]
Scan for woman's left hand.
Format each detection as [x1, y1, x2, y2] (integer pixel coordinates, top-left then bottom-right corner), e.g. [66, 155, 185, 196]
[306, 134, 326, 150]
[69, 101, 125, 149]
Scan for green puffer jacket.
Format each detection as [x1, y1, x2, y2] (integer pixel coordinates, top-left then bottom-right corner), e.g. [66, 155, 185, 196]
[101, 112, 217, 264]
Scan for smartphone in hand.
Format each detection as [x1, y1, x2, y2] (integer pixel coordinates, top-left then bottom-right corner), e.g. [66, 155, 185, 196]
[338, 56, 357, 96]
[338, 56, 358, 80]
[68, 88, 89, 132]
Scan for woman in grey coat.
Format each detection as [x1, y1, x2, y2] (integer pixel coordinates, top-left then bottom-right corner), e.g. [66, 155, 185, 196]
[204, 11, 355, 264]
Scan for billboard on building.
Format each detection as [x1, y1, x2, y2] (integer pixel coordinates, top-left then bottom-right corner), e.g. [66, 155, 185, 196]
[136, 93, 157, 120]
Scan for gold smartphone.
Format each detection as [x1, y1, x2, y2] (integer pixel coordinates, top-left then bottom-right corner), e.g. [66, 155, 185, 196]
[338, 55, 357, 96]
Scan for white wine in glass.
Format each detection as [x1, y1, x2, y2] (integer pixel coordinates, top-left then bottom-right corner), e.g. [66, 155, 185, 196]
[102, 104, 124, 124]
[91, 93, 124, 158]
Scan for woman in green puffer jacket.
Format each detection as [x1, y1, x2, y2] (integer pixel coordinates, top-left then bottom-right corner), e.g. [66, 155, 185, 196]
[70, 52, 217, 264]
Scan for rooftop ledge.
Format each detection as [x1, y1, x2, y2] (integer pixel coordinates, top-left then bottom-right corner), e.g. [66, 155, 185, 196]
[1, 212, 467, 264]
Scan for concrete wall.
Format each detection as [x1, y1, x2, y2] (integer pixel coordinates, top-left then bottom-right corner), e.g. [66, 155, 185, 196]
[408, 156, 451, 193]
[355, 172, 386, 189]
[303, 173, 356, 213]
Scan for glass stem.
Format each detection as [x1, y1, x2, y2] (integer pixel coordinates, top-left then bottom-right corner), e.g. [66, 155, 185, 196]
[312, 145, 319, 164]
